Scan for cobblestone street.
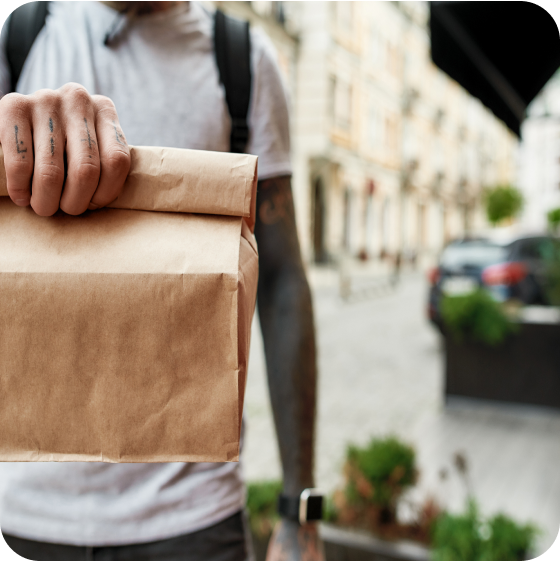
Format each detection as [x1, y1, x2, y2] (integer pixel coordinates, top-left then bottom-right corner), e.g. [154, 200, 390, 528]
[243, 267, 560, 555]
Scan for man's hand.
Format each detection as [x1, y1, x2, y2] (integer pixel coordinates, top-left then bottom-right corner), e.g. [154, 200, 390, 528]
[0, 82, 130, 216]
[266, 520, 325, 561]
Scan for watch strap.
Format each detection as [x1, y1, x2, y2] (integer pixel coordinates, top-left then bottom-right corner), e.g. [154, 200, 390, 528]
[278, 494, 301, 522]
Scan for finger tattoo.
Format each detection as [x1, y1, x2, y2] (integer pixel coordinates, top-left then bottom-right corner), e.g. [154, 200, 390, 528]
[113, 121, 125, 146]
[49, 118, 55, 158]
[81, 117, 96, 150]
[14, 125, 27, 158]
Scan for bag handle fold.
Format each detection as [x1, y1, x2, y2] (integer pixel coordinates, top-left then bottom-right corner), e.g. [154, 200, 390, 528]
[0, 145, 258, 230]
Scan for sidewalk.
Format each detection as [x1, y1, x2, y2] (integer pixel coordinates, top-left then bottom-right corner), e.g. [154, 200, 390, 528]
[242, 266, 560, 555]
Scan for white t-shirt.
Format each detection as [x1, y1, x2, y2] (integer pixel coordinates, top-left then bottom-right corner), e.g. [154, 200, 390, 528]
[0, 1, 291, 546]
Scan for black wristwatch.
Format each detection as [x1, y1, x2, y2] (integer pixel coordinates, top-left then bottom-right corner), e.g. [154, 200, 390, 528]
[278, 489, 324, 525]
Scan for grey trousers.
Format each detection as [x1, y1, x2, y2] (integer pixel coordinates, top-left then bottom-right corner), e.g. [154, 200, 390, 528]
[3, 511, 251, 561]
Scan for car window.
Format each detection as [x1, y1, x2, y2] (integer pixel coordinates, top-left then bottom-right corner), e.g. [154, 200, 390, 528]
[516, 238, 555, 260]
[440, 243, 506, 268]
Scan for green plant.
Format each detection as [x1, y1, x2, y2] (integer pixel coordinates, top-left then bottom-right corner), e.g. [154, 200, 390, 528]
[547, 207, 560, 234]
[323, 495, 339, 523]
[431, 499, 538, 561]
[432, 500, 482, 561]
[483, 186, 523, 226]
[246, 480, 282, 539]
[441, 289, 517, 346]
[542, 238, 560, 306]
[344, 436, 417, 523]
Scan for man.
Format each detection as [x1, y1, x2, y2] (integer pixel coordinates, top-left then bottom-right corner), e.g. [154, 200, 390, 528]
[0, 2, 323, 560]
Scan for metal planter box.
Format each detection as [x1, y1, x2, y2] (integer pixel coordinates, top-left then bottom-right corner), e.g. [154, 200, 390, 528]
[444, 322, 560, 410]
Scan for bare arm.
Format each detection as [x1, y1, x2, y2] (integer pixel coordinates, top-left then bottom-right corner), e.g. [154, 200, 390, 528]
[254, 175, 324, 561]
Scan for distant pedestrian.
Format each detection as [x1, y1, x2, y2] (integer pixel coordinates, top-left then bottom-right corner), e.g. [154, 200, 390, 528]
[392, 252, 402, 287]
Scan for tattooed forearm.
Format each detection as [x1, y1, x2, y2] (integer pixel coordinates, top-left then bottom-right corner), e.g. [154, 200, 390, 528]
[14, 125, 27, 157]
[258, 176, 295, 225]
[255, 176, 317, 497]
[255, 176, 304, 274]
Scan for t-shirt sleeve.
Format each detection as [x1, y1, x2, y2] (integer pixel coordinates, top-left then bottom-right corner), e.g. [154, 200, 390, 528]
[246, 28, 292, 180]
[0, 17, 13, 97]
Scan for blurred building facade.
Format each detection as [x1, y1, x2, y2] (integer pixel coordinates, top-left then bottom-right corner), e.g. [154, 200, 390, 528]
[213, 1, 519, 266]
[518, 70, 560, 232]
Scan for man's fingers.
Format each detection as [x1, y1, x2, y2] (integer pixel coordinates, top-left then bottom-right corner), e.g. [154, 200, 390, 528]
[29, 92, 65, 217]
[0, 94, 34, 206]
[59, 85, 101, 215]
[90, 96, 130, 209]
[0, 86, 128, 216]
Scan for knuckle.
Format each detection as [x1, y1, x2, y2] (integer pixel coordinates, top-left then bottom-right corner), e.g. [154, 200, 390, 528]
[36, 163, 65, 187]
[92, 95, 116, 112]
[103, 149, 131, 176]
[75, 161, 100, 185]
[30, 88, 60, 107]
[0, 92, 30, 116]
[6, 157, 33, 178]
[61, 83, 91, 106]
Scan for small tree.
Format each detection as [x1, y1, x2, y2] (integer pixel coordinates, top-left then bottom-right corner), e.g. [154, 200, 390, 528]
[547, 207, 560, 234]
[483, 186, 523, 226]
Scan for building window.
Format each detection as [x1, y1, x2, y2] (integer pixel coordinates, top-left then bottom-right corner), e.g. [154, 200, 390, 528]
[335, 2, 354, 35]
[368, 104, 380, 148]
[332, 77, 353, 132]
[370, 27, 381, 67]
[386, 43, 402, 77]
[385, 114, 399, 157]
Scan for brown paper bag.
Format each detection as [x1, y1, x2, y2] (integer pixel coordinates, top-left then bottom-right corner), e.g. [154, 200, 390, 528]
[0, 145, 259, 463]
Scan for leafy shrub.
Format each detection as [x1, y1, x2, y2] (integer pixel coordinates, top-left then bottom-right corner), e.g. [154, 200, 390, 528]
[547, 207, 560, 234]
[343, 436, 417, 524]
[432, 500, 481, 561]
[441, 289, 517, 346]
[541, 238, 560, 306]
[432, 499, 538, 561]
[484, 186, 523, 226]
[246, 480, 282, 539]
[323, 495, 339, 523]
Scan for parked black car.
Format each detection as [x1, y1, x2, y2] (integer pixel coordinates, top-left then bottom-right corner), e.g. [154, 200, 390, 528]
[427, 235, 558, 327]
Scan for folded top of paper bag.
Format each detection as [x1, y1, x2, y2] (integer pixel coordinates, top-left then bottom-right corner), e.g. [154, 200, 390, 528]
[0, 145, 259, 230]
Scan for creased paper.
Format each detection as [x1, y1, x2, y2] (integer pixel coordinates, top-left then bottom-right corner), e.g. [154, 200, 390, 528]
[0, 145, 259, 463]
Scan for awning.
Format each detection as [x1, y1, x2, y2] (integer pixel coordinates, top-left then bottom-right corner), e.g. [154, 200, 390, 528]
[430, 1, 560, 136]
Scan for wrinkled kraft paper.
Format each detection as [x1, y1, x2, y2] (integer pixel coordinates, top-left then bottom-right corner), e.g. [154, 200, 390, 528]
[0, 145, 259, 463]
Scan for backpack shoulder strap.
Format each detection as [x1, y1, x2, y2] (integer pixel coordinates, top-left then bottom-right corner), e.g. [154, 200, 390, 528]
[6, 1, 49, 92]
[213, 10, 252, 154]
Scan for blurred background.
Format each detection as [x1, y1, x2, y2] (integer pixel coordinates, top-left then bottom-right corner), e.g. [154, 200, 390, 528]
[210, 2, 560, 558]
